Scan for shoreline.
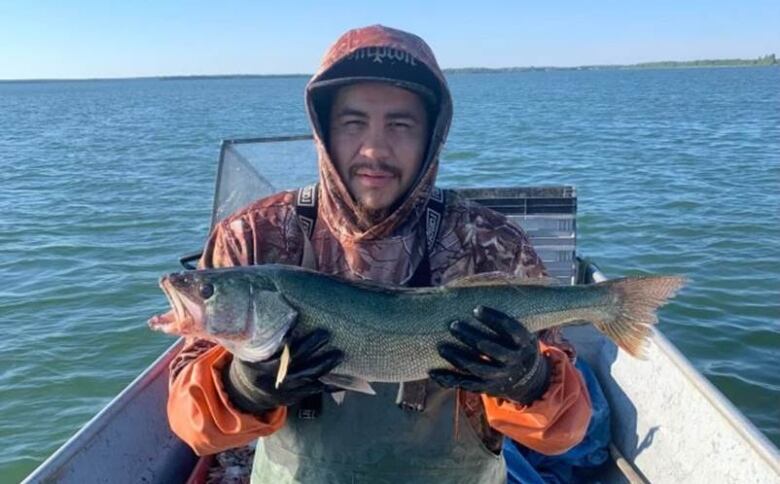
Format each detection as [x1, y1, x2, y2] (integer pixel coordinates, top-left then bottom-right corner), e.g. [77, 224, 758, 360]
[1, 56, 776, 83]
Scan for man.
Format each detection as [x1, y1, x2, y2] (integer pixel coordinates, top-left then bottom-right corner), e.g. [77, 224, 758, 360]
[168, 25, 591, 483]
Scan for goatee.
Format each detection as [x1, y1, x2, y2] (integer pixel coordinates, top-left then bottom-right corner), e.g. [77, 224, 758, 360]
[355, 202, 391, 229]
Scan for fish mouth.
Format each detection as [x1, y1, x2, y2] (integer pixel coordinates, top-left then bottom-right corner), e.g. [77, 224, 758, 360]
[148, 276, 203, 335]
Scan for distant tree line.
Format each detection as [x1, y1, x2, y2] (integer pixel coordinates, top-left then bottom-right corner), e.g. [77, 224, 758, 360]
[632, 54, 777, 69]
[443, 54, 778, 74]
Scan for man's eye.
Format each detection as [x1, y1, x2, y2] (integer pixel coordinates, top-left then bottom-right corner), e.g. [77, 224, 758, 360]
[340, 120, 364, 134]
[390, 122, 412, 129]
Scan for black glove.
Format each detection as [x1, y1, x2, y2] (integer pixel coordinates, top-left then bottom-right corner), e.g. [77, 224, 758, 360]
[428, 306, 551, 405]
[222, 326, 344, 415]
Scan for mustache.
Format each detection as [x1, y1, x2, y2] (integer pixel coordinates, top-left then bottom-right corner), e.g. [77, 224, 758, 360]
[348, 161, 401, 179]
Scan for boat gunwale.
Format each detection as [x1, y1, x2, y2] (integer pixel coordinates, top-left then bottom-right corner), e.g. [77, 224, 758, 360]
[21, 340, 186, 484]
[588, 269, 780, 473]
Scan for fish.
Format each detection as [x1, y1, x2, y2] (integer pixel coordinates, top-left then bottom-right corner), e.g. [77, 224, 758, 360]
[149, 264, 684, 393]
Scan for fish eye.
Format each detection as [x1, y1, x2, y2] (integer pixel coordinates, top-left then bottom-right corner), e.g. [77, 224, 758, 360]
[199, 283, 215, 299]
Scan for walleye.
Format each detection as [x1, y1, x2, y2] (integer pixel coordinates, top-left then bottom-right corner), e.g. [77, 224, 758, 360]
[149, 264, 684, 392]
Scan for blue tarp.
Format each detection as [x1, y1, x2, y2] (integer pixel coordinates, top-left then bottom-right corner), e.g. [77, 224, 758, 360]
[505, 360, 611, 483]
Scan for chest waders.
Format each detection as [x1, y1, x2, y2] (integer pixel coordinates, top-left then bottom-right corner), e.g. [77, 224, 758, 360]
[253, 381, 505, 483]
[249, 185, 506, 483]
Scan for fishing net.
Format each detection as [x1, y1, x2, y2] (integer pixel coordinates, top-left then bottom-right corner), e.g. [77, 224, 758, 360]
[211, 136, 318, 229]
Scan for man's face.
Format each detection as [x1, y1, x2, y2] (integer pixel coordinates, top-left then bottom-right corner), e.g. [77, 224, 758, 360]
[328, 82, 429, 216]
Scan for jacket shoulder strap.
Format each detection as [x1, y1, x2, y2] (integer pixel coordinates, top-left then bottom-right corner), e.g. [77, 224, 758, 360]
[294, 183, 323, 418]
[295, 183, 318, 240]
[425, 187, 446, 253]
[399, 187, 448, 411]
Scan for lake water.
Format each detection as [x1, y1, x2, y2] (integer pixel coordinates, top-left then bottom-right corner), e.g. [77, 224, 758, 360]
[1, 67, 778, 480]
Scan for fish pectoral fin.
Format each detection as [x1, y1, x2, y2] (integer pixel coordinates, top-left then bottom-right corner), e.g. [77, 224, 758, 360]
[275, 344, 291, 389]
[330, 391, 346, 405]
[445, 271, 557, 288]
[320, 374, 376, 395]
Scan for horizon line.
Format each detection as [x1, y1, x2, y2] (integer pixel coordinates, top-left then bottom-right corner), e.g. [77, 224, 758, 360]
[1, 54, 775, 83]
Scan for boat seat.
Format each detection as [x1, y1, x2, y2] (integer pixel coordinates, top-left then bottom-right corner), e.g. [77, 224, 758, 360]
[457, 187, 577, 286]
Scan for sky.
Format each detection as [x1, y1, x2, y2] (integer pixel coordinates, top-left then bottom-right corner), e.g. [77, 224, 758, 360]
[0, 0, 778, 80]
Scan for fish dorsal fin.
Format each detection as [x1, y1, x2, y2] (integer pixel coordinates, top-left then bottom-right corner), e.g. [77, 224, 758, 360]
[445, 272, 557, 288]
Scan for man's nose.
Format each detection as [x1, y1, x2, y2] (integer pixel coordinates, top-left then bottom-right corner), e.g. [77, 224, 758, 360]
[359, 125, 391, 161]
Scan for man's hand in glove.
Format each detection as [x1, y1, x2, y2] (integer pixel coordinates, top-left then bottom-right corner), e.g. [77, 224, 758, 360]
[428, 305, 551, 405]
[223, 325, 344, 415]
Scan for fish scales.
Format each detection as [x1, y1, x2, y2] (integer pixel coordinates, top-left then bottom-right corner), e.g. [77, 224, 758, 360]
[149, 264, 684, 387]
[273, 266, 614, 381]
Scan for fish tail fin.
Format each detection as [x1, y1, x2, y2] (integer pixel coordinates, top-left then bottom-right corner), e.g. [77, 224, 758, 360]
[596, 276, 686, 358]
